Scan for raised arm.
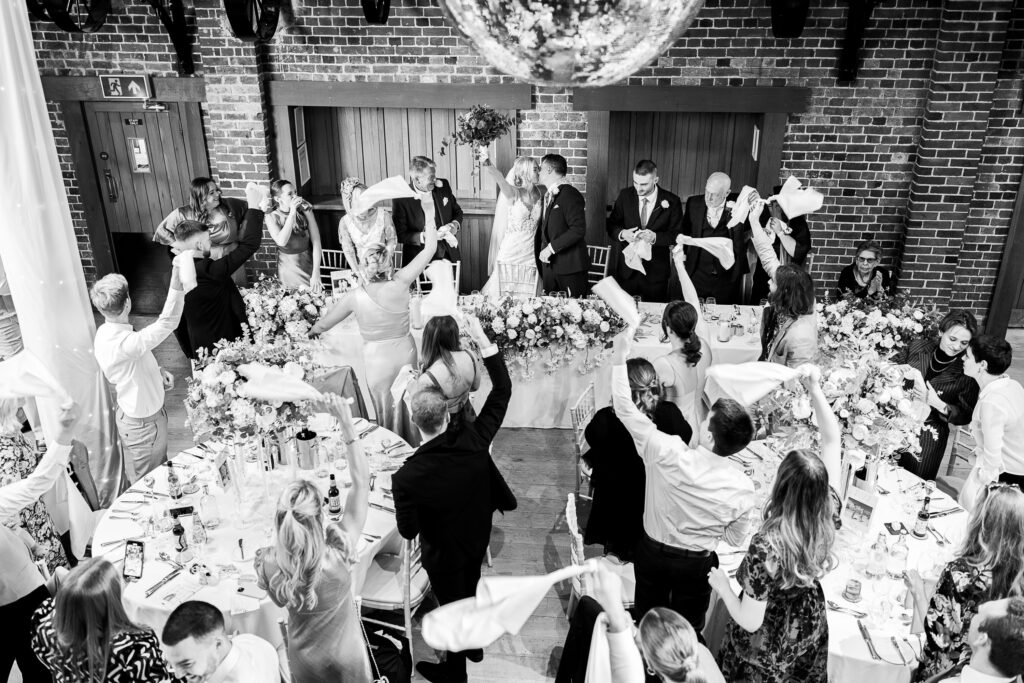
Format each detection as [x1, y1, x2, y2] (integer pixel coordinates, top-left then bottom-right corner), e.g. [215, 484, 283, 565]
[748, 199, 781, 281]
[394, 219, 438, 286]
[800, 364, 841, 490]
[610, 330, 679, 465]
[210, 208, 262, 278]
[463, 315, 510, 445]
[671, 246, 710, 342]
[0, 406, 77, 518]
[265, 206, 298, 249]
[116, 269, 184, 358]
[481, 156, 517, 200]
[590, 564, 645, 683]
[330, 395, 369, 548]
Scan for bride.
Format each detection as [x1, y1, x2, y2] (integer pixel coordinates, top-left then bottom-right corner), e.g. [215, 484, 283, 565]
[480, 150, 543, 297]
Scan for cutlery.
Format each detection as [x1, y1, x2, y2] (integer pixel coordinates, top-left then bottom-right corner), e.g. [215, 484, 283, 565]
[369, 502, 395, 513]
[139, 491, 170, 498]
[363, 533, 381, 540]
[857, 620, 881, 661]
[358, 425, 379, 438]
[876, 484, 890, 495]
[902, 636, 921, 660]
[184, 451, 206, 461]
[929, 507, 965, 518]
[107, 514, 140, 522]
[827, 600, 867, 618]
[890, 636, 910, 666]
[145, 568, 182, 598]
[99, 537, 140, 548]
[157, 552, 184, 569]
[928, 525, 950, 545]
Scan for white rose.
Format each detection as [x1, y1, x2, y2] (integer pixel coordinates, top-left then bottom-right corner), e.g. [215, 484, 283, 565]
[492, 318, 505, 333]
[527, 314, 538, 325]
[599, 321, 610, 332]
[216, 371, 236, 386]
[522, 302, 535, 315]
[205, 394, 221, 408]
[877, 389, 892, 404]
[507, 316, 520, 328]
[661, 199, 669, 209]
[525, 329, 536, 339]
[913, 310, 924, 320]
[304, 304, 318, 316]
[791, 397, 812, 420]
[507, 329, 518, 340]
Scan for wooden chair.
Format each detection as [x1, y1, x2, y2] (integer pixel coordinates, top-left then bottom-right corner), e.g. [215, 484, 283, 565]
[416, 260, 461, 296]
[320, 248, 348, 292]
[392, 244, 403, 272]
[498, 263, 539, 297]
[570, 383, 596, 501]
[359, 537, 431, 662]
[586, 245, 611, 287]
[946, 425, 975, 475]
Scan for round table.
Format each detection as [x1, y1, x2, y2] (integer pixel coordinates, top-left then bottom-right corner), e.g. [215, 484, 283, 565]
[91, 419, 411, 645]
[706, 442, 967, 683]
[318, 300, 763, 429]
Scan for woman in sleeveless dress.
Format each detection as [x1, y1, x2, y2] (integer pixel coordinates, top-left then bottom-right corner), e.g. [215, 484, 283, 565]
[653, 248, 713, 441]
[311, 218, 437, 430]
[338, 178, 398, 278]
[264, 179, 323, 291]
[479, 152, 544, 298]
[413, 315, 481, 428]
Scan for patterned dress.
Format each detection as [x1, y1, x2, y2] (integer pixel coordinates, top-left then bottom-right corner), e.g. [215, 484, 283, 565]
[718, 488, 842, 683]
[912, 559, 992, 682]
[0, 433, 67, 572]
[31, 598, 183, 683]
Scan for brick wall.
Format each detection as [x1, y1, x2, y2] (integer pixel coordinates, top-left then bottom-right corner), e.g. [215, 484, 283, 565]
[29, 0, 1024, 324]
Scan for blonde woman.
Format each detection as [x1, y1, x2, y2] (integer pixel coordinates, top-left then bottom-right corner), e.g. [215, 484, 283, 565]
[709, 364, 842, 682]
[479, 152, 544, 297]
[31, 558, 176, 683]
[254, 395, 370, 683]
[337, 177, 398, 278]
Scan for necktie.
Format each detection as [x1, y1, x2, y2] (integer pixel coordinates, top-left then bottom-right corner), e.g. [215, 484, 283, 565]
[543, 191, 553, 223]
[640, 197, 649, 228]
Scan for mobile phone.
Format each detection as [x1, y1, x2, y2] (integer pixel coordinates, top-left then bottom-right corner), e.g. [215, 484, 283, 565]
[235, 583, 267, 600]
[123, 540, 145, 581]
[168, 505, 194, 517]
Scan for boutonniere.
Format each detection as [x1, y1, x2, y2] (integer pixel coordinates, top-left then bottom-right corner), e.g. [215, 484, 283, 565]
[434, 180, 443, 189]
[660, 199, 669, 209]
[553, 204, 560, 210]
[442, 197, 449, 206]
[550, 185, 561, 196]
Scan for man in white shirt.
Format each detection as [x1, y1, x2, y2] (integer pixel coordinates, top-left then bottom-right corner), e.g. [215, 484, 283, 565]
[609, 329, 756, 633]
[923, 597, 1024, 682]
[961, 334, 1024, 509]
[162, 600, 280, 683]
[90, 267, 183, 483]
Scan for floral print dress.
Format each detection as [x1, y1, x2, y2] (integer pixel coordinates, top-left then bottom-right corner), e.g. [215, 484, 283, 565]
[912, 559, 992, 682]
[1, 432, 67, 572]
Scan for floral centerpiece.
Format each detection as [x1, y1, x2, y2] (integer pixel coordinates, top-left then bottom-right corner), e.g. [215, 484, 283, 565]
[241, 276, 327, 345]
[439, 104, 517, 156]
[185, 334, 323, 440]
[468, 295, 627, 379]
[817, 292, 940, 361]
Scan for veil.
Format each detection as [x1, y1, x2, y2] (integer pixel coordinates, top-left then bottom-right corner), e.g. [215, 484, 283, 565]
[486, 167, 517, 275]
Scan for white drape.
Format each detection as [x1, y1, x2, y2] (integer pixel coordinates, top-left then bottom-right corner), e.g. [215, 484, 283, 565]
[0, 3, 122, 510]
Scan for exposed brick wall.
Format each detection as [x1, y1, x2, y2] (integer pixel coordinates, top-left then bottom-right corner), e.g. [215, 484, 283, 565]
[47, 102, 95, 279]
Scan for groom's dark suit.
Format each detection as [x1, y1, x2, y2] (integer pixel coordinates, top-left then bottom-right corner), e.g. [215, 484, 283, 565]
[606, 186, 683, 302]
[535, 182, 590, 297]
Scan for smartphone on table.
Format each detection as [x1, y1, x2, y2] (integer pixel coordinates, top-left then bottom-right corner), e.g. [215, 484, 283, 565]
[123, 540, 145, 582]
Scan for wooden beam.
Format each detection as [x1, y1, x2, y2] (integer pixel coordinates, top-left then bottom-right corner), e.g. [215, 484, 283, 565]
[755, 112, 789, 191]
[584, 110, 611, 248]
[271, 105, 298, 188]
[41, 76, 206, 102]
[267, 81, 533, 110]
[573, 86, 812, 113]
[985, 166, 1024, 335]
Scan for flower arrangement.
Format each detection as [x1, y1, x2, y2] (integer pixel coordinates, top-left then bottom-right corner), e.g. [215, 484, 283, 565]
[468, 295, 627, 379]
[817, 292, 940, 361]
[242, 276, 327, 345]
[184, 334, 323, 440]
[439, 104, 517, 156]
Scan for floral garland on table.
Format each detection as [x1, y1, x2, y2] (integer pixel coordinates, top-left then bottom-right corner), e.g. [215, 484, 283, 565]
[817, 292, 940, 361]
[185, 334, 323, 440]
[468, 295, 627, 380]
[439, 104, 517, 156]
[241, 276, 328, 344]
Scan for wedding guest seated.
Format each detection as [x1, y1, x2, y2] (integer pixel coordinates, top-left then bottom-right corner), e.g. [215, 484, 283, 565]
[32, 558, 179, 683]
[161, 600, 279, 683]
[922, 597, 1024, 683]
[393, 156, 463, 265]
[835, 239, 894, 299]
[610, 329, 755, 634]
[91, 268, 182, 483]
[893, 310, 979, 481]
[412, 314, 482, 432]
[905, 484, 1024, 681]
[961, 335, 1024, 507]
[584, 358, 691, 562]
[254, 396, 371, 683]
[712, 365, 842, 683]
[262, 179, 323, 292]
[338, 177, 398, 278]
[1, 404, 77, 683]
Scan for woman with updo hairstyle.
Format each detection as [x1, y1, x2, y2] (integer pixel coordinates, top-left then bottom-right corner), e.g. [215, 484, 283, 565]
[654, 297, 712, 440]
[412, 314, 481, 433]
[337, 177, 398, 279]
[254, 396, 371, 683]
[263, 178, 323, 291]
[639, 607, 725, 683]
[582, 358, 691, 562]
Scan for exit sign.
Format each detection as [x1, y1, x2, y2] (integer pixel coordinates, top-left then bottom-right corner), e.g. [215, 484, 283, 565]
[99, 74, 151, 100]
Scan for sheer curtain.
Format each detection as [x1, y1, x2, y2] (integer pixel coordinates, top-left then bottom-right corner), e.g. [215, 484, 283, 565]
[0, 2, 122, 517]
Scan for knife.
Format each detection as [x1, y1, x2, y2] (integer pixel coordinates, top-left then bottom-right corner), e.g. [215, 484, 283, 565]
[826, 600, 867, 618]
[857, 620, 881, 661]
[145, 567, 183, 598]
[890, 636, 910, 666]
[929, 507, 965, 518]
[369, 502, 395, 513]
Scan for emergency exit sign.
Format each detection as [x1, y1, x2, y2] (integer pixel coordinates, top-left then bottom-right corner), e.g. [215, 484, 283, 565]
[99, 74, 151, 100]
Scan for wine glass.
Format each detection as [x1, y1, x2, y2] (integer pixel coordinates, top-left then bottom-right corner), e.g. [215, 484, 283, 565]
[705, 297, 718, 321]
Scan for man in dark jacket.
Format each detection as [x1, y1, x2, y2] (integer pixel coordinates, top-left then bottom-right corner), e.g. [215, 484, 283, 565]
[391, 314, 516, 683]
[536, 154, 589, 297]
[392, 155, 464, 266]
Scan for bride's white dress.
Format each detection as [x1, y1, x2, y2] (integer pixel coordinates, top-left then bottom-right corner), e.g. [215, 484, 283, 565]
[482, 198, 541, 297]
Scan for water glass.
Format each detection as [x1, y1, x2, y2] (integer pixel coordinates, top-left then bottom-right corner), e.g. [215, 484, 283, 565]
[705, 298, 718, 321]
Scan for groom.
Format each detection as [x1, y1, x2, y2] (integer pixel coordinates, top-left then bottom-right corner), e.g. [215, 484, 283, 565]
[536, 154, 589, 297]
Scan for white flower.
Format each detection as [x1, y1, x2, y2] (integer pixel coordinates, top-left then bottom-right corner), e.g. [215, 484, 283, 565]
[507, 315, 520, 328]
[791, 397, 812, 420]
[852, 424, 870, 441]
[553, 325, 564, 337]
[522, 302, 535, 315]
[913, 310, 924, 320]
[205, 394, 222, 408]
[230, 398, 256, 422]
[550, 185, 561, 196]
[599, 321, 610, 332]
[877, 389, 892, 404]
[304, 304, 318, 316]
[507, 329, 518, 340]
[491, 318, 505, 333]
[527, 313, 537, 325]
[216, 371, 236, 386]
[661, 199, 669, 209]
[283, 361, 305, 379]
[201, 364, 223, 386]
[526, 329, 536, 339]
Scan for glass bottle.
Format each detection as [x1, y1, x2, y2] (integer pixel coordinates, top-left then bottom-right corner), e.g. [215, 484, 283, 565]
[199, 485, 220, 530]
[887, 530, 909, 579]
[866, 533, 888, 579]
[171, 513, 193, 563]
[167, 462, 182, 500]
[913, 496, 931, 538]
[191, 511, 208, 547]
[328, 474, 342, 514]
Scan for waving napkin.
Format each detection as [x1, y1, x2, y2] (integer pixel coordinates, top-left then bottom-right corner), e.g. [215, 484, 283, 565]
[235, 363, 324, 403]
[726, 185, 758, 228]
[623, 239, 652, 274]
[767, 176, 824, 219]
[172, 250, 198, 292]
[420, 260, 459, 320]
[678, 235, 736, 270]
[423, 565, 589, 651]
[592, 277, 640, 329]
[352, 175, 418, 215]
[0, 350, 74, 408]
[706, 362, 800, 407]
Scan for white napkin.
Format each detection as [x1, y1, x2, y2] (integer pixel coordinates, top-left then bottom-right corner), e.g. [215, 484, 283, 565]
[592, 277, 640, 328]
[420, 260, 459, 319]
[422, 565, 587, 651]
[767, 176, 824, 219]
[622, 239, 651, 274]
[235, 363, 324, 403]
[726, 185, 758, 227]
[172, 250, 198, 292]
[706, 362, 800, 407]
[352, 175, 418, 215]
[679, 235, 735, 270]
[584, 613, 613, 683]
[438, 225, 458, 249]
[0, 350, 74, 408]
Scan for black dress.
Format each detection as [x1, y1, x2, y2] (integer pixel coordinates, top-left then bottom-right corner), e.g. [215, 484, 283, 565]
[582, 403, 691, 562]
[834, 263, 893, 299]
[892, 338, 979, 480]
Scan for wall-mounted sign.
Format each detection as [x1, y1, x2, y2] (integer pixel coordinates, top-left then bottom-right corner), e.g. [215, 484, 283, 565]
[124, 118, 143, 126]
[128, 138, 151, 173]
[100, 75, 151, 100]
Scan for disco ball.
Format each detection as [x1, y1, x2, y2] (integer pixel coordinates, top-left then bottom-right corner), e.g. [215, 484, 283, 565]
[437, 0, 706, 87]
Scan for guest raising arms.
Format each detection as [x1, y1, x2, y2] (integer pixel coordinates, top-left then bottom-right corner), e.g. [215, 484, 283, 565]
[893, 310, 979, 481]
[254, 395, 371, 683]
[337, 177, 398, 279]
[311, 219, 438, 430]
[711, 364, 842, 683]
[479, 151, 543, 297]
[262, 179, 323, 292]
[835, 239, 893, 299]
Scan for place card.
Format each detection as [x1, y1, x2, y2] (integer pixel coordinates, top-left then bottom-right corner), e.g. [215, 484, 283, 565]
[842, 485, 879, 538]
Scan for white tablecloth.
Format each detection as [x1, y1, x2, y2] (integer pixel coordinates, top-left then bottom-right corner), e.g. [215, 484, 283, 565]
[91, 421, 410, 646]
[318, 301, 763, 429]
[706, 443, 967, 683]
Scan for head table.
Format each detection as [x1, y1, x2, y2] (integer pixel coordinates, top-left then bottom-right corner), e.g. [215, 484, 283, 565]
[318, 300, 763, 429]
[90, 418, 409, 646]
[706, 440, 968, 683]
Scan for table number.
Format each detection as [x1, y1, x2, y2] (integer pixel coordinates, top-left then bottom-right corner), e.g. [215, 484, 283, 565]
[842, 485, 879, 538]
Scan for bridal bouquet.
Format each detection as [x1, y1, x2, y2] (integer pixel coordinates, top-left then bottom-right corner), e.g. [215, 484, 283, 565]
[817, 292, 939, 361]
[242, 276, 328, 345]
[185, 335, 322, 439]
[439, 104, 517, 156]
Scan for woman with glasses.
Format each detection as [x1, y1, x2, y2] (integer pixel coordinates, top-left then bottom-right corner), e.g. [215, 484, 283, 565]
[892, 310, 980, 480]
[835, 239, 893, 299]
[905, 483, 1024, 682]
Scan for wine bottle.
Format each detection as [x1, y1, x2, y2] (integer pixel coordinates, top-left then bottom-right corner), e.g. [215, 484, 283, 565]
[167, 462, 182, 500]
[913, 496, 931, 539]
